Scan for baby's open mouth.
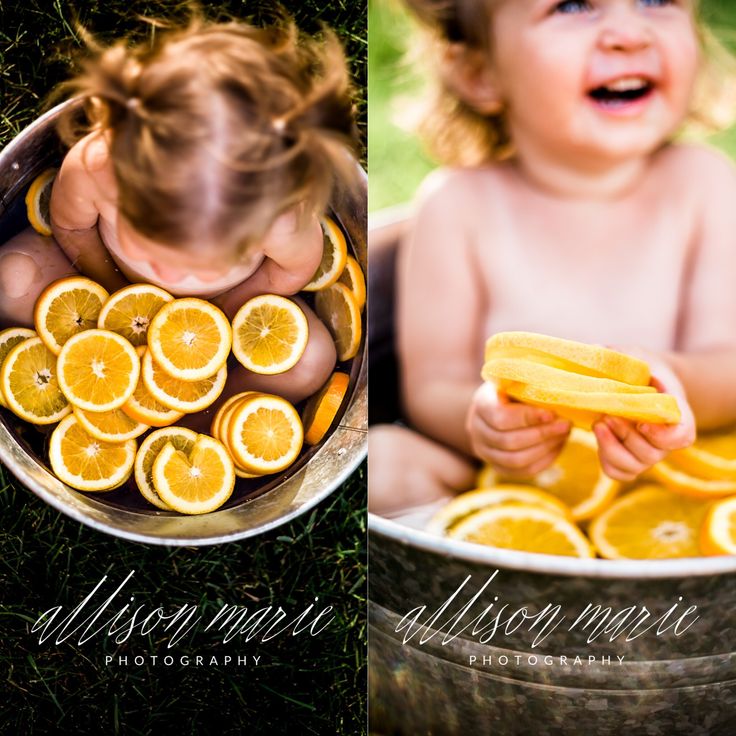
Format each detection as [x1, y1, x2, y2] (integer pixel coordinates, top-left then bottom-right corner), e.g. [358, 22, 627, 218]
[588, 77, 654, 107]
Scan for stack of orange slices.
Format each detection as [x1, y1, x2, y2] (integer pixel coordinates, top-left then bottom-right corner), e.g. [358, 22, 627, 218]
[482, 332, 680, 428]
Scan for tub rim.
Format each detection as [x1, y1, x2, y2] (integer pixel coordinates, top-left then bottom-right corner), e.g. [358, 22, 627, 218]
[369, 512, 736, 579]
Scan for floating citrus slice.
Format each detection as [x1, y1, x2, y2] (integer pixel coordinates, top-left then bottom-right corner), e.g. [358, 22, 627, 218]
[701, 496, 736, 556]
[0, 336, 70, 424]
[141, 349, 227, 413]
[34, 276, 110, 355]
[534, 428, 620, 521]
[314, 282, 362, 362]
[485, 332, 651, 386]
[0, 327, 36, 407]
[302, 216, 348, 291]
[152, 434, 235, 514]
[147, 298, 231, 381]
[227, 393, 303, 475]
[57, 329, 140, 412]
[338, 255, 366, 312]
[210, 393, 263, 478]
[504, 382, 681, 426]
[73, 406, 149, 443]
[49, 414, 136, 491]
[97, 283, 174, 347]
[427, 485, 570, 536]
[668, 428, 736, 481]
[302, 371, 350, 445]
[447, 504, 594, 557]
[134, 426, 198, 510]
[25, 168, 57, 236]
[483, 358, 657, 395]
[231, 295, 309, 375]
[648, 461, 736, 499]
[589, 485, 711, 559]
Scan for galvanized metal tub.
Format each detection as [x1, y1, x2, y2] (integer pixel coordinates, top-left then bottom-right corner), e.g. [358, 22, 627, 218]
[0, 101, 367, 546]
[367, 215, 736, 735]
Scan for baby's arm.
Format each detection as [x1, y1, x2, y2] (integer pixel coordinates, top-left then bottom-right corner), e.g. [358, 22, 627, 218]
[398, 171, 569, 471]
[213, 211, 323, 319]
[50, 135, 128, 292]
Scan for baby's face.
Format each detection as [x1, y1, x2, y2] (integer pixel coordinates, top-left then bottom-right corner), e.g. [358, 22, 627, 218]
[488, 0, 699, 164]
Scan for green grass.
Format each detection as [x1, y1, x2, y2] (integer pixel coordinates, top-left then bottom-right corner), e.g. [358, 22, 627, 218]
[0, 2, 366, 734]
[368, 0, 736, 211]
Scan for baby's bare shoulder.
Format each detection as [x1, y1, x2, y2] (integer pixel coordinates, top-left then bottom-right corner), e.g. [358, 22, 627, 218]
[656, 143, 736, 191]
[413, 166, 504, 220]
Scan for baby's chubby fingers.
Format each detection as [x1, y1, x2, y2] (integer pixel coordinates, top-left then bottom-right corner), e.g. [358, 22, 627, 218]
[602, 416, 667, 467]
[593, 420, 649, 482]
[484, 434, 568, 476]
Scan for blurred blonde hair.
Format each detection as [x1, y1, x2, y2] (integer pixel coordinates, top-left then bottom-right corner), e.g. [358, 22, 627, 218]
[401, 0, 736, 167]
[54, 12, 358, 254]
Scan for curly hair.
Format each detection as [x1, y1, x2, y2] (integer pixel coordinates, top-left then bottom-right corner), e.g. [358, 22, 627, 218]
[54, 12, 358, 253]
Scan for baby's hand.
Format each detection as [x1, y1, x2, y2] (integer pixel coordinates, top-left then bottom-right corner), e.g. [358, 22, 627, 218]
[466, 383, 571, 477]
[592, 365, 696, 482]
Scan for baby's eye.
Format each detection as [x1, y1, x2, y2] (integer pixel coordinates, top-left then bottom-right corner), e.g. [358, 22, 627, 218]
[551, 0, 593, 14]
[638, 0, 674, 6]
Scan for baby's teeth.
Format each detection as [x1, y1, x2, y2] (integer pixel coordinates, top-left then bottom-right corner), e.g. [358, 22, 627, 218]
[605, 77, 647, 92]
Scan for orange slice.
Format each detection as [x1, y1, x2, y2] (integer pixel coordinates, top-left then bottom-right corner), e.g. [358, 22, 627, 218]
[668, 428, 736, 481]
[134, 426, 198, 510]
[485, 332, 651, 386]
[141, 349, 227, 413]
[302, 371, 350, 445]
[210, 392, 264, 478]
[427, 485, 570, 536]
[73, 406, 148, 443]
[231, 295, 309, 375]
[227, 393, 303, 475]
[57, 329, 139, 412]
[97, 283, 174, 347]
[0, 336, 70, 424]
[48, 414, 136, 491]
[34, 276, 110, 355]
[447, 503, 594, 557]
[701, 496, 736, 555]
[314, 282, 362, 362]
[589, 485, 711, 559]
[504, 382, 681, 427]
[152, 434, 235, 514]
[0, 327, 37, 407]
[337, 255, 366, 312]
[25, 168, 57, 236]
[147, 298, 231, 381]
[648, 461, 736, 499]
[302, 216, 348, 291]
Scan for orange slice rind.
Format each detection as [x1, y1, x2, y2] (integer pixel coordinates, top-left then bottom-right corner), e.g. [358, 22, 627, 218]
[98, 283, 174, 347]
[0, 336, 71, 424]
[134, 426, 198, 510]
[315, 281, 362, 362]
[302, 215, 348, 291]
[701, 496, 736, 556]
[49, 414, 136, 491]
[447, 503, 594, 558]
[648, 461, 736, 499]
[147, 298, 231, 381]
[337, 255, 366, 312]
[73, 406, 148, 443]
[231, 295, 309, 375]
[34, 276, 110, 355]
[57, 329, 140, 412]
[302, 371, 350, 445]
[0, 327, 37, 407]
[25, 168, 57, 236]
[151, 434, 235, 515]
[589, 485, 711, 559]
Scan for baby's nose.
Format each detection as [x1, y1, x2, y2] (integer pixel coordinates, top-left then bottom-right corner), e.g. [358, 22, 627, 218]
[597, 7, 653, 52]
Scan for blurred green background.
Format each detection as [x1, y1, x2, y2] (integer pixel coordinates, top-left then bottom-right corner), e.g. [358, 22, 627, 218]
[369, 0, 736, 212]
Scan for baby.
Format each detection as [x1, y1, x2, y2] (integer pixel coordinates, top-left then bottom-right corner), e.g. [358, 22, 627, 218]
[370, 0, 736, 515]
[0, 16, 358, 403]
